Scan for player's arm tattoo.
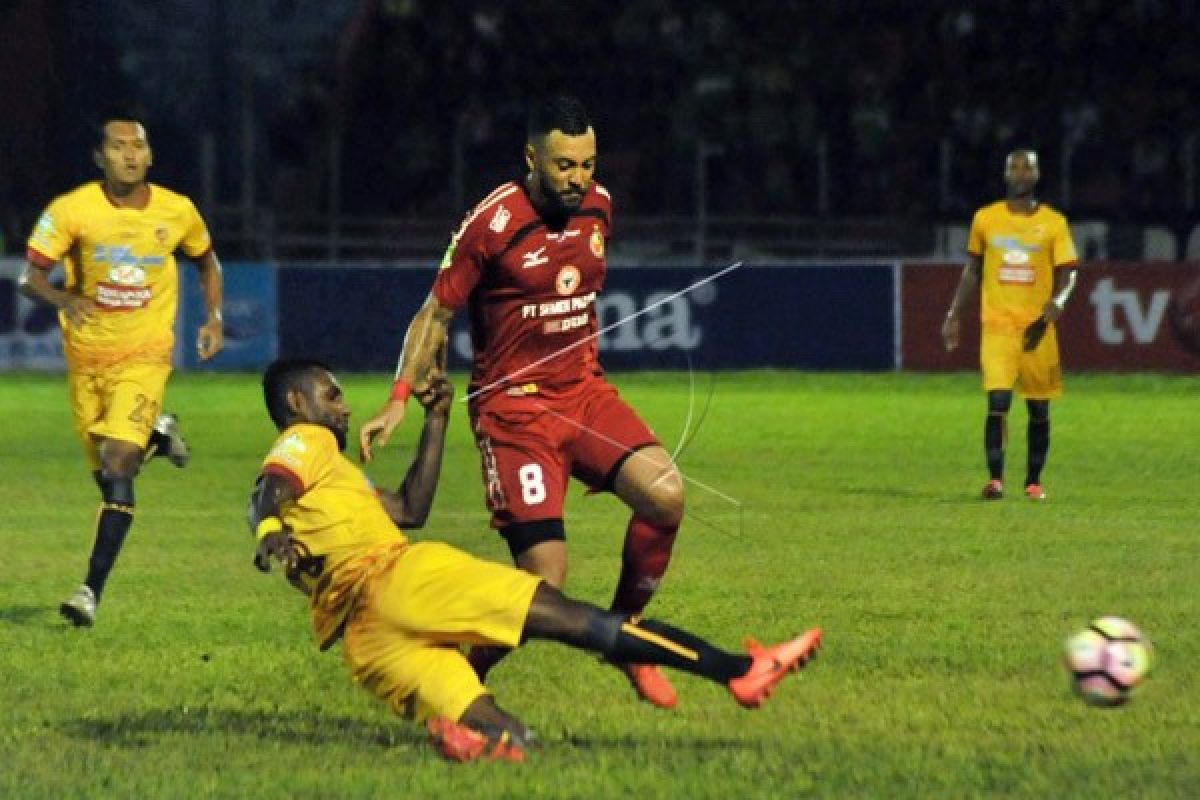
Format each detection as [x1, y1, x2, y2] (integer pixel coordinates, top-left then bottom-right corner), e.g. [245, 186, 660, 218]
[395, 293, 455, 388]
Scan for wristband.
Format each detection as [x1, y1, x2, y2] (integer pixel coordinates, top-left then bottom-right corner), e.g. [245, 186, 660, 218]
[255, 516, 285, 542]
[389, 378, 412, 403]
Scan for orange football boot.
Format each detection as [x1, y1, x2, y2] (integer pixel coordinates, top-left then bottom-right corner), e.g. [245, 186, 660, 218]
[621, 663, 679, 710]
[982, 479, 1004, 500]
[728, 628, 822, 709]
[426, 718, 526, 764]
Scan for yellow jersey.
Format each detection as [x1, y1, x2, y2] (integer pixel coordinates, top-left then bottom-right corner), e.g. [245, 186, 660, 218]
[967, 201, 1078, 333]
[262, 423, 409, 649]
[26, 181, 212, 369]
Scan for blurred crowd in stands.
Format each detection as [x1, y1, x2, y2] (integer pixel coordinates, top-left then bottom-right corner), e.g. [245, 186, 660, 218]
[2, 0, 1199, 253]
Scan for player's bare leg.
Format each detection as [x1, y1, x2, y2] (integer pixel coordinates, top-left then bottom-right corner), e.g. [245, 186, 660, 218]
[61, 437, 142, 626]
[466, 538, 568, 681]
[608, 445, 684, 708]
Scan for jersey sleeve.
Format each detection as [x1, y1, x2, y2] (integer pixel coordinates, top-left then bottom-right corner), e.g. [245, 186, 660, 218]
[1051, 217, 1079, 267]
[431, 211, 488, 311]
[25, 196, 75, 267]
[261, 425, 337, 495]
[178, 198, 213, 258]
[966, 210, 986, 257]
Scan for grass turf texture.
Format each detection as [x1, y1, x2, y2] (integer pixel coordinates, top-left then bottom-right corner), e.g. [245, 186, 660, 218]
[1, 370, 1197, 798]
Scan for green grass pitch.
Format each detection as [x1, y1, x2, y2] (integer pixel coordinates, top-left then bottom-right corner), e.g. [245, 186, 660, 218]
[1, 370, 1197, 798]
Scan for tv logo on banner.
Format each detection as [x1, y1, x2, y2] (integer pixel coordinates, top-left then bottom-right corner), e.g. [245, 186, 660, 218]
[1089, 278, 1170, 345]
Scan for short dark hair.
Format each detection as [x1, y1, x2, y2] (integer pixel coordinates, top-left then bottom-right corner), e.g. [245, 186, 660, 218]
[94, 112, 149, 150]
[527, 94, 591, 140]
[262, 357, 331, 429]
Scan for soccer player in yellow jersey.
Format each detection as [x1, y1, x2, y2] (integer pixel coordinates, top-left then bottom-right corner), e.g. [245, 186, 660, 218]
[942, 149, 1079, 501]
[249, 358, 821, 762]
[19, 116, 225, 625]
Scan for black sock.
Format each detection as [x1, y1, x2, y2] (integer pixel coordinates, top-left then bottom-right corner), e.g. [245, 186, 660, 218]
[985, 391, 1012, 481]
[1026, 402, 1050, 486]
[985, 413, 1006, 480]
[146, 428, 170, 460]
[586, 613, 751, 684]
[84, 477, 135, 600]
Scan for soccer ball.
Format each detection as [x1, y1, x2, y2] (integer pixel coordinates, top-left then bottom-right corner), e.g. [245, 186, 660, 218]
[1063, 616, 1152, 707]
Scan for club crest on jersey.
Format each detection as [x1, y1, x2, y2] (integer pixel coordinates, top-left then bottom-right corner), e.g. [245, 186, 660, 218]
[155, 226, 169, 244]
[590, 224, 604, 258]
[489, 204, 511, 233]
[555, 265, 582, 295]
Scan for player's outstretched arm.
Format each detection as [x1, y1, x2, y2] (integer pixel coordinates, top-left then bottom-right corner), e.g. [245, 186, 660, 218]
[195, 250, 225, 361]
[359, 293, 455, 462]
[942, 255, 982, 351]
[378, 374, 453, 529]
[247, 471, 301, 573]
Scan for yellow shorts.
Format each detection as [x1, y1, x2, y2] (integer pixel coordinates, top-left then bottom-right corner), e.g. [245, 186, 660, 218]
[341, 541, 542, 723]
[68, 362, 172, 470]
[980, 325, 1063, 399]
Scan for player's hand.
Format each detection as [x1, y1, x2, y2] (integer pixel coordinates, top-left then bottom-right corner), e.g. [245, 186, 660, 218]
[415, 374, 454, 416]
[1023, 315, 1049, 352]
[359, 401, 408, 463]
[254, 530, 298, 573]
[61, 295, 98, 327]
[941, 312, 960, 351]
[196, 316, 224, 361]
[1042, 300, 1064, 323]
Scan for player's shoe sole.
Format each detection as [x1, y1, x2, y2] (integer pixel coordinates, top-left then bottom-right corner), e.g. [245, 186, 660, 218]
[620, 663, 678, 710]
[1024, 484, 1046, 500]
[426, 718, 526, 764]
[728, 627, 822, 709]
[59, 584, 96, 627]
[982, 479, 1004, 500]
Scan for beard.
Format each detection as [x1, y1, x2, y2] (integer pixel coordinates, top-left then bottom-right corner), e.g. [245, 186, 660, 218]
[534, 174, 584, 223]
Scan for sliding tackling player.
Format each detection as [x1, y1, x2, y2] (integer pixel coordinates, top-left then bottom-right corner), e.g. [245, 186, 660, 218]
[250, 358, 821, 763]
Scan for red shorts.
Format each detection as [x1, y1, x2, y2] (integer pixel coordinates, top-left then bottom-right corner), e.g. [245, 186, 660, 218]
[470, 379, 659, 529]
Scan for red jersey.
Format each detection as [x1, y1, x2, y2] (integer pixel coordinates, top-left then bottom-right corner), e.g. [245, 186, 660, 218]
[433, 180, 612, 406]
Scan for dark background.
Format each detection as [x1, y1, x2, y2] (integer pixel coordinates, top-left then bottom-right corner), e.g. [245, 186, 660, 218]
[2, 0, 1198, 255]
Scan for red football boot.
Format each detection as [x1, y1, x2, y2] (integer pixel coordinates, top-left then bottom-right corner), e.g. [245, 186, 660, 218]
[728, 628, 822, 709]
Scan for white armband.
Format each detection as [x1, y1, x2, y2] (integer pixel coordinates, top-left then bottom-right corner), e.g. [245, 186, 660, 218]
[1052, 270, 1077, 310]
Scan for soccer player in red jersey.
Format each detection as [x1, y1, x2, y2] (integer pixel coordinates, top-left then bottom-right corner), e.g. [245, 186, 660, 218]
[359, 95, 685, 708]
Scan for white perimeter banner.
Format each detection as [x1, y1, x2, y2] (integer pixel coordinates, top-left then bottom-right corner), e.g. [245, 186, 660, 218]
[0, 257, 66, 370]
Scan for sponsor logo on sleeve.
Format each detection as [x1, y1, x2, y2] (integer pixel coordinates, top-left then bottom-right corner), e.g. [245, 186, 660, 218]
[269, 433, 307, 468]
[488, 204, 511, 233]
